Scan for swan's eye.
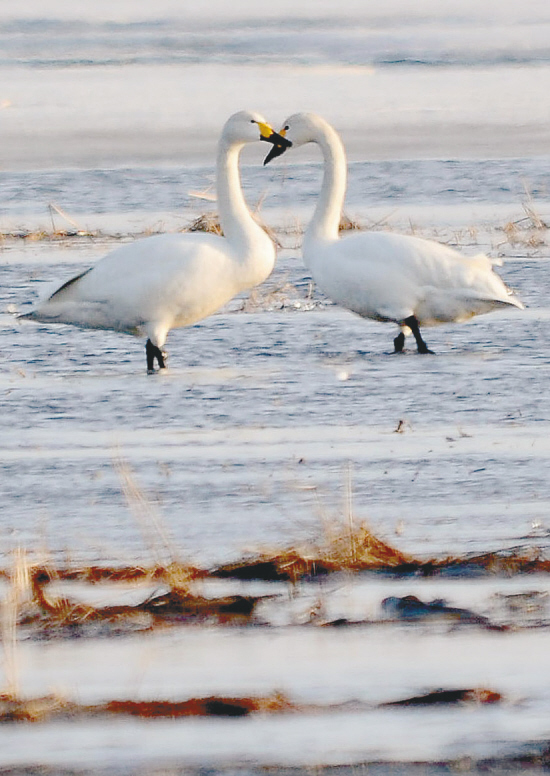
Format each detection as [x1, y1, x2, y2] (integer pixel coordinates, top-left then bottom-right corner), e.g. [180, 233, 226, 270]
[250, 119, 256, 124]
[284, 125, 289, 131]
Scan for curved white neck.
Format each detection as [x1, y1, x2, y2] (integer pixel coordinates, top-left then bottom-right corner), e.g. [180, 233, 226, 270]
[216, 139, 266, 251]
[304, 122, 347, 251]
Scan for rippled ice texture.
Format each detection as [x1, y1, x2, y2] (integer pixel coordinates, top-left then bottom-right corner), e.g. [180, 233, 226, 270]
[2, 230, 550, 567]
[2, 1, 550, 771]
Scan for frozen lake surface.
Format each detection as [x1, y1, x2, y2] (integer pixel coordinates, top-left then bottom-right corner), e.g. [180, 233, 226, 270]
[3, 0, 550, 167]
[2, 203, 550, 772]
[1, 0, 550, 771]
[2, 199, 550, 567]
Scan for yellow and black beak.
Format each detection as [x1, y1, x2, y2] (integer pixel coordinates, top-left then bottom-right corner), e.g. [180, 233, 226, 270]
[258, 123, 292, 165]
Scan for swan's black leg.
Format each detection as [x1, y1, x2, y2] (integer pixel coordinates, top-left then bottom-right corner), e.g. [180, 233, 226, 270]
[393, 331, 405, 353]
[146, 339, 167, 373]
[403, 315, 434, 354]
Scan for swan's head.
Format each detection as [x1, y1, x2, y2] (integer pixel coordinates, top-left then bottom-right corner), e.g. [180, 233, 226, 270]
[263, 112, 324, 165]
[222, 111, 292, 150]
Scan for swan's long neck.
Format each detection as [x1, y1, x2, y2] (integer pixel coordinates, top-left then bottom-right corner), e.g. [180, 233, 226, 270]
[304, 122, 347, 252]
[216, 139, 266, 252]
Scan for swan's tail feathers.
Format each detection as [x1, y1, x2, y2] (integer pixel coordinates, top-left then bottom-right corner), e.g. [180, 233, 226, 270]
[18, 268, 94, 322]
[504, 292, 524, 310]
[18, 308, 65, 323]
[471, 252, 502, 269]
[18, 310, 39, 321]
[469, 253, 524, 310]
[472, 292, 524, 311]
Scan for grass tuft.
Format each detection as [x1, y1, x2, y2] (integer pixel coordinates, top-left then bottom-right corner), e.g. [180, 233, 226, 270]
[184, 213, 224, 235]
[23, 566, 265, 633]
[213, 520, 413, 582]
[339, 212, 363, 232]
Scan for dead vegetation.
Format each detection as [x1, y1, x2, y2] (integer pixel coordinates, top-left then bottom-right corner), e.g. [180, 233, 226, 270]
[18, 564, 267, 634]
[1, 203, 101, 243]
[213, 521, 413, 582]
[501, 217, 547, 249]
[0, 685, 504, 724]
[381, 688, 502, 707]
[0, 529, 539, 727]
[0, 692, 71, 722]
[212, 526, 550, 582]
[0, 691, 296, 723]
[430, 546, 550, 576]
[1, 206, 217, 244]
[184, 212, 223, 236]
[6, 532, 550, 592]
[27, 563, 196, 584]
[339, 212, 363, 232]
[0, 227, 99, 242]
[1, 525, 550, 638]
[182, 208, 281, 248]
[497, 194, 548, 251]
[0, 538, 545, 642]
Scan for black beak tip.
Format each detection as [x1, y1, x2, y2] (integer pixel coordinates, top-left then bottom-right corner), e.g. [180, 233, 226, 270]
[263, 141, 291, 166]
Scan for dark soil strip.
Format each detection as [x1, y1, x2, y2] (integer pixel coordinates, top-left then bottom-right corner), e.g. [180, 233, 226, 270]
[0, 686, 502, 724]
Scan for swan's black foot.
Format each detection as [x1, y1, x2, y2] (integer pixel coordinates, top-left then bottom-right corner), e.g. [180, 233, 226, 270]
[402, 316, 435, 355]
[146, 339, 167, 373]
[417, 344, 435, 355]
[393, 331, 406, 353]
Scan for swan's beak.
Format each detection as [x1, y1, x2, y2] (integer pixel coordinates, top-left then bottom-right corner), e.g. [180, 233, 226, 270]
[258, 123, 292, 165]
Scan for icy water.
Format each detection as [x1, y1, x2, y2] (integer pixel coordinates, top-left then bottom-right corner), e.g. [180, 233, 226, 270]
[2, 199, 550, 772]
[3, 156, 550, 219]
[2, 236, 550, 565]
[2, 0, 550, 772]
[3, 0, 550, 167]
[3, 0, 550, 70]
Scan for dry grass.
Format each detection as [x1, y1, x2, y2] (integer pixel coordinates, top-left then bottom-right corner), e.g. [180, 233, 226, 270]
[31, 563, 194, 583]
[100, 692, 294, 718]
[382, 688, 502, 707]
[339, 212, 362, 232]
[0, 692, 72, 722]
[213, 520, 414, 582]
[184, 212, 223, 235]
[114, 457, 182, 576]
[1, 549, 32, 697]
[3, 526, 550, 638]
[501, 219, 547, 249]
[0, 691, 296, 723]
[434, 546, 550, 576]
[20, 565, 265, 632]
[0, 685, 505, 723]
[0, 228, 99, 242]
[213, 529, 550, 582]
[498, 191, 548, 251]
[0, 544, 547, 642]
[182, 210, 282, 248]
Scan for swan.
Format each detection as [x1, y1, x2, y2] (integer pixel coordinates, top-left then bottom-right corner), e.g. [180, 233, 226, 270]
[264, 113, 523, 353]
[21, 111, 291, 372]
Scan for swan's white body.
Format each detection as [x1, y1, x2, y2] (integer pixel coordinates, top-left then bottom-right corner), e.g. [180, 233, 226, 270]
[309, 230, 517, 326]
[32, 231, 267, 343]
[22, 111, 286, 370]
[269, 113, 522, 351]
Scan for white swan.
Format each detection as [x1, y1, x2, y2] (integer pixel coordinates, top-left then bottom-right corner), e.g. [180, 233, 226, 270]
[265, 113, 523, 353]
[21, 111, 290, 372]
